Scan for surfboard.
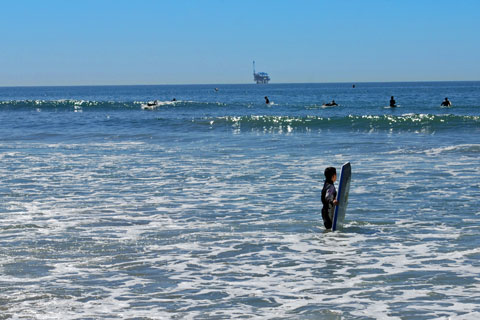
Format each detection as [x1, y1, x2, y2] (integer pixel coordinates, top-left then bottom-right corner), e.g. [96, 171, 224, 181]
[332, 162, 351, 231]
[141, 100, 177, 110]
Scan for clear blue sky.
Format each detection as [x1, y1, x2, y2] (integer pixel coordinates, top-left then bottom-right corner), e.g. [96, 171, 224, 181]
[1, 0, 479, 86]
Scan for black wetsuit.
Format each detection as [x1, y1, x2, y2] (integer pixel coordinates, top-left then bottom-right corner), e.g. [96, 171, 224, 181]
[325, 102, 337, 106]
[321, 180, 337, 229]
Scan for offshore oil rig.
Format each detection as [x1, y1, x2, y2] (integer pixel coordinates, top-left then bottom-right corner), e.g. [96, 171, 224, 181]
[253, 61, 270, 84]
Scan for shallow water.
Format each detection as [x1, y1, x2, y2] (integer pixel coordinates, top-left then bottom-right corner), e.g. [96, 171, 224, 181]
[1, 82, 479, 319]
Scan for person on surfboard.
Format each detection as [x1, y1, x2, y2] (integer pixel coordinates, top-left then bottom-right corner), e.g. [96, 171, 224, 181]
[321, 167, 338, 230]
[389, 96, 397, 108]
[324, 100, 338, 107]
[264, 96, 270, 104]
[441, 97, 451, 107]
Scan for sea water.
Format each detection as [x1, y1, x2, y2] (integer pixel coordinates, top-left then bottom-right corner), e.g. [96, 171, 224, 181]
[0, 82, 479, 319]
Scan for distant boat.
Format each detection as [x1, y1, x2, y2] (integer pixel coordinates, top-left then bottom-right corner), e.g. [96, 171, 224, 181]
[253, 61, 270, 84]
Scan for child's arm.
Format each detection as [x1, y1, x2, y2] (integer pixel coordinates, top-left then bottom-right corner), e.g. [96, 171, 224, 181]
[326, 186, 338, 206]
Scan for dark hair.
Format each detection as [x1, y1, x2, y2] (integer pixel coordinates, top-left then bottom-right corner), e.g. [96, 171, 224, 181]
[324, 167, 337, 181]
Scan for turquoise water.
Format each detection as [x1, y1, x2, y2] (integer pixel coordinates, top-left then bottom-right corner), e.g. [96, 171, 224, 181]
[1, 82, 479, 319]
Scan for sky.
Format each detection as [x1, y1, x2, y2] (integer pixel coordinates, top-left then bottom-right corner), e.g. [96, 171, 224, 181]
[1, 0, 479, 86]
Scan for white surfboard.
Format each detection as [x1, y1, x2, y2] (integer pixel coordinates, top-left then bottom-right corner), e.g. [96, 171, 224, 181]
[332, 162, 351, 231]
[141, 100, 177, 110]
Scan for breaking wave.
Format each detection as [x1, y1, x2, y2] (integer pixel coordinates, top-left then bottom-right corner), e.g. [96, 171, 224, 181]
[195, 114, 480, 133]
[0, 99, 226, 111]
[2, 100, 479, 133]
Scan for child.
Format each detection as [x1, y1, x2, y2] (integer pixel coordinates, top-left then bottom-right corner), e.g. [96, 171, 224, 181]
[322, 167, 338, 229]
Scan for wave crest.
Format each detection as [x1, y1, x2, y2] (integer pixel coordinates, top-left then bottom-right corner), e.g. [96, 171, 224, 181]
[196, 114, 480, 133]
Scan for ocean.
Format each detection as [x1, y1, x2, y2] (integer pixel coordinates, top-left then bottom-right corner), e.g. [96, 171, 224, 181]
[1, 82, 479, 319]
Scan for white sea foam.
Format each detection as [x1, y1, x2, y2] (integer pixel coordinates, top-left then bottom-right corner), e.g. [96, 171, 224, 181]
[425, 144, 480, 156]
[1, 134, 479, 319]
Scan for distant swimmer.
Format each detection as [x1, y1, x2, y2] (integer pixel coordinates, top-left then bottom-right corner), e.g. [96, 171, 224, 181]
[265, 96, 270, 104]
[389, 96, 397, 108]
[214, 88, 219, 92]
[325, 100, 338, 107]
[172, 98, 177, 101]
[352, 84, 356, 88]
[441, 97, 451, 107]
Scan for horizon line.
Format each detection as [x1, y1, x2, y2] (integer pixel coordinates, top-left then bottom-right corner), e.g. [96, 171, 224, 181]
[1, 79, 479, 89]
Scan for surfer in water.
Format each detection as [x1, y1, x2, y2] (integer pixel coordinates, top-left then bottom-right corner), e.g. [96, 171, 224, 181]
[441, 97, 451, 107]
[147, 100, 159, 107]
[264, 96, 270, 104]
[321, 167, 338, 230]
[389, 96, 397, 108]
[325, 100, 338, 107]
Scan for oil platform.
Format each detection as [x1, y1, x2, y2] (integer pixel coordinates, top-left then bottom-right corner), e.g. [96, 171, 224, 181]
[253, 61, 270, 84]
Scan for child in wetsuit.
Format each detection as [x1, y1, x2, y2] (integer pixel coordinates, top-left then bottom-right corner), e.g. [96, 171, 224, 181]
[321, 167, 338, 229]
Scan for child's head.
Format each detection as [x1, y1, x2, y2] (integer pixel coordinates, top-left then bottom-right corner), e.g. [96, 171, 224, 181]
[324, 167, 337, 182]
